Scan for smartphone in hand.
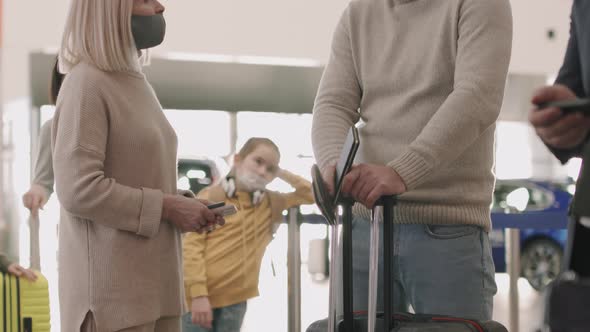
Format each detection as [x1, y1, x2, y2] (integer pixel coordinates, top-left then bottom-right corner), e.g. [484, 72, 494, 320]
[207, 202, 237, 217]
[537, 98, 590, 116]
[207, 202, 225, 210]
[212, 205, 238, 217]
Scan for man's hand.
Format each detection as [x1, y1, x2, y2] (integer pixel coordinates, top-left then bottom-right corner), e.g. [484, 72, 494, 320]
[530, 85, 590, 150]
[341, 164, 407, 208]
[191, 296, 213, 329]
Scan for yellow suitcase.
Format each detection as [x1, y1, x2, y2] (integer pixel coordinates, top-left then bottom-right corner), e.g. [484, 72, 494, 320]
[1, 271, 50, 332]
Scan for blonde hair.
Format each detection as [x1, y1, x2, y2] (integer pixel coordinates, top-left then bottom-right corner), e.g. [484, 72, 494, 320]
[237, 138, 281, 160]
[227, 137, 281, 177]
[58, 0, 143, 73]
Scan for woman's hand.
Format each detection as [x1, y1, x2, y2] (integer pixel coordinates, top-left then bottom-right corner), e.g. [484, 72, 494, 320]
[22, 184, 49, 217]
[162, 195, 224, 233]
[7, 263, 38, 282]
[197, 199, 226, 232]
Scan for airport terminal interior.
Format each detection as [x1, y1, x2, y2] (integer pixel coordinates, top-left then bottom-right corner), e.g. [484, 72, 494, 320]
[0, 1, 588, 331]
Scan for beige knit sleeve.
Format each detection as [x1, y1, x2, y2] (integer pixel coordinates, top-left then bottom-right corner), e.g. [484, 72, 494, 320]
[32, 119, 54, 197]
[388, 0, 513, 189]
[53, 78, 163, 238]
[312, 4, 362, 172]
[274, 170, 315, 211]
[183, 189, 211, 300]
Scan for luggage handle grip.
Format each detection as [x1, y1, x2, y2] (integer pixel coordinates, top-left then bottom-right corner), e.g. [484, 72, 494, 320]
[341, 195, 397, 332]
[374, 195, 397, 208]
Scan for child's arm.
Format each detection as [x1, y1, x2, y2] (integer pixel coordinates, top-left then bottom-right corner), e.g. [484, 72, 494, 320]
[274, 169, 315, 211]
[182, 232, 208, 299]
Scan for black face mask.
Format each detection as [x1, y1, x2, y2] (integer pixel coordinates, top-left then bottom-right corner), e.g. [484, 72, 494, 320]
[131, 13, 166, 50]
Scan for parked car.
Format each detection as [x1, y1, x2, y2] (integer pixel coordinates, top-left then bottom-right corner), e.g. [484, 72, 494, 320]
[177, 156, 229, 195]
[490, 179, 573, 291]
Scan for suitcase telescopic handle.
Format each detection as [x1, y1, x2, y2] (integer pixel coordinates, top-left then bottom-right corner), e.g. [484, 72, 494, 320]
[374, 195, 397, 208]
[377, 195, 396, 332]
[341, 195, 397, 332]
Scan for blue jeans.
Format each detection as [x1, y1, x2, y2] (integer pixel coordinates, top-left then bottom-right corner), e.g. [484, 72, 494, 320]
[182, 302, 247, 332]
[338, 218, 497, 321]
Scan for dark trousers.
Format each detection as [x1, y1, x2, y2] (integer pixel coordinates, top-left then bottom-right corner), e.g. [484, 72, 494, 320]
[564, 216, 590, 277]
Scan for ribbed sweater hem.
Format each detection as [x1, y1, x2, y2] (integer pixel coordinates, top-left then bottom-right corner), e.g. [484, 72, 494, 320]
[353, 201, 491, 232]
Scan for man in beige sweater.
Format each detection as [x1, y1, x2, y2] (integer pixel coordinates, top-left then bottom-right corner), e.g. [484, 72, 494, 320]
[313, 0, 512, 321]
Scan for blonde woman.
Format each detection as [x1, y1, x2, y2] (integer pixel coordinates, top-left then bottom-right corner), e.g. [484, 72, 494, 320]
[53, 1, 224, 331]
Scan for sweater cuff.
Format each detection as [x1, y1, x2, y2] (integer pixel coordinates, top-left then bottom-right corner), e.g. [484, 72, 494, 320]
[387, 150, 432, 190]
[188, 283, 208, 299]
[137, 188, 163, 238]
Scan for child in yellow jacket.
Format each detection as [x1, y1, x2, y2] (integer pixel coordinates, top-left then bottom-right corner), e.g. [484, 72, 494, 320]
[182, 137, 314, 332]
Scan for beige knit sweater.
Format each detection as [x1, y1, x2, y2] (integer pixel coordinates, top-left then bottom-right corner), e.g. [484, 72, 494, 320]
[52, 62, 183, 331]
[33, 120, 54, 196]
[312, 0, 512, 231]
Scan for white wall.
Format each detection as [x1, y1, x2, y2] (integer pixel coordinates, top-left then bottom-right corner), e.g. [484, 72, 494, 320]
[510, 0, 573, 76]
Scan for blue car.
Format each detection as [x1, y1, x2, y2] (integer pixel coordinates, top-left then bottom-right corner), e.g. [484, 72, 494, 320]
[489, 179, 573, 291]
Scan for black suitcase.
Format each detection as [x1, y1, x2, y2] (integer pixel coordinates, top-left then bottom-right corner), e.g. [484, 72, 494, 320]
[545, 216, 590, 331]
[307, 161, 507, 332]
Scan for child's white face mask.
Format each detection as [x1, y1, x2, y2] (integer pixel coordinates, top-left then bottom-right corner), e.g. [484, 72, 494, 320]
[236, 169, 271, 192]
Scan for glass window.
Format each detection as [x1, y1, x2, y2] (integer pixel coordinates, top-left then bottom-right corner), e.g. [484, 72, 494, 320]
[164, 109, 231, 158]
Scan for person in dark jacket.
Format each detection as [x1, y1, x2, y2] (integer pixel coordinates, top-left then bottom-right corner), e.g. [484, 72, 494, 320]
[529, 0, 590, 276]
